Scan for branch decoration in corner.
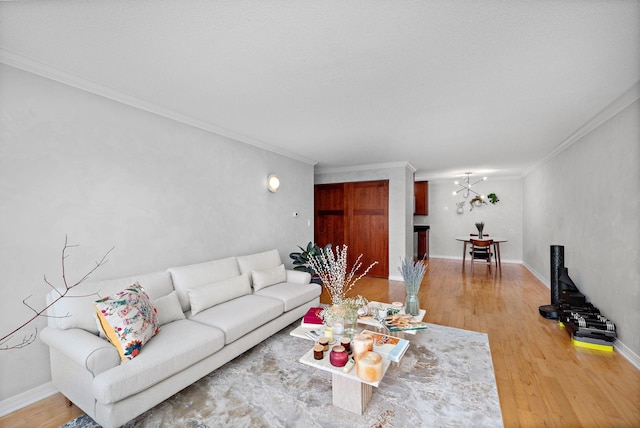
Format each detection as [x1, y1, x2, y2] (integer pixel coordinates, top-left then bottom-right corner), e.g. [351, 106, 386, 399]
[0, 236, 114, 350]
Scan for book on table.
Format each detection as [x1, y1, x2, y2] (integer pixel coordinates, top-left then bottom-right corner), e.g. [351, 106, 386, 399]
[361, 329, 410, 363]
[301, 306, 324, 328]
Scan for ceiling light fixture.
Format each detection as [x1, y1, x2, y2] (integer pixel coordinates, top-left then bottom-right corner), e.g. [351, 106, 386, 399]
[452, 172, 487, 199]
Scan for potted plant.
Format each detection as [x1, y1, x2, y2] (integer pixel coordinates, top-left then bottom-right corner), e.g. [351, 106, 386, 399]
[289, 242, 331, 284]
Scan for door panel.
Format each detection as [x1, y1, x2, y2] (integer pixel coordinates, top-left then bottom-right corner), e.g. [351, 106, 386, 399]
[315, 180, 389, 278]
[314, 184, 345, 248]
[347, 181, 389, 278]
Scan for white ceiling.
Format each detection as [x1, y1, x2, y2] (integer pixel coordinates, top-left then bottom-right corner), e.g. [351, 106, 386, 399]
[1, 1, 639, 179]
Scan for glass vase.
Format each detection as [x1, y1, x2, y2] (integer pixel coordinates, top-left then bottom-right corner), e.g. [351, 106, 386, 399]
[342, 308, 358, 339]
[405, 292, 420, 316]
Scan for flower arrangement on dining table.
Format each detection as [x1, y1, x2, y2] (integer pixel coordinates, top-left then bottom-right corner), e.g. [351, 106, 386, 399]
[306, 244, 377, 325]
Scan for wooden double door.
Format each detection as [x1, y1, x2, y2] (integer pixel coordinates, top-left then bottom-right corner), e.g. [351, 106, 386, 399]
[314, 180, 389, 278]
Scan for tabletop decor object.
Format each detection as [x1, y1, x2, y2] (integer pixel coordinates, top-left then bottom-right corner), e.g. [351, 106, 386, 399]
[398, 257, 427, 316]
[307, 245, 376, 337]
[307, 244, 377, 305]
[319, 295, 368, 339]
[475, 221, 485, 238]
[356, 351, 384, 383]
[361, 329, 410, 362]
[329, 345, 349, 367]
[352, 333, 374, 362]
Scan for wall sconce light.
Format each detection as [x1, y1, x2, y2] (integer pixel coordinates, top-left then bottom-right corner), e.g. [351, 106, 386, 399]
[267, 174, 280, 193]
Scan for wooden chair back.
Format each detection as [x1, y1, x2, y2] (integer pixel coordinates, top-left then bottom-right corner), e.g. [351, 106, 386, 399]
[470, 239, 494, 274]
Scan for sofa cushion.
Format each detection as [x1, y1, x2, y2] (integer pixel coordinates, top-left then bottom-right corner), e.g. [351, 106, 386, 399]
[251, 264, 287, 291]
[52, 271, 173, 334]
[152, 291, 186, 325]
[254, 282, 322, 312]
[168, 257, 241, 312]
[236, 249, 282, 285]
[93, 319, 225, 404]
[189, 295, 283, 344]
[95, 283, 160, 361]
[188, 273, 252, 316]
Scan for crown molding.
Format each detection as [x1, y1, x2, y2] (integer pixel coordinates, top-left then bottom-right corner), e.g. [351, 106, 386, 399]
[524, 81, 640, 177]
[315, 161, 416, 175]
[0, 47, 318, 166]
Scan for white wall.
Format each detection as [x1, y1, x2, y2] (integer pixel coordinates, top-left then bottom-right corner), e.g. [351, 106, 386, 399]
[314, 163, 415, 280]
[0, 64, 315, 401]
[416, 178, 523, 262]
[523, 97, 640, 359]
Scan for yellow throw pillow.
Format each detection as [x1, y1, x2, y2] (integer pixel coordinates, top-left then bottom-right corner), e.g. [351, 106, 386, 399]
[95, 282, 160, 361]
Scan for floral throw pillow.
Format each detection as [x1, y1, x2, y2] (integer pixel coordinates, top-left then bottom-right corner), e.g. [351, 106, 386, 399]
[95, 282, 160, 361]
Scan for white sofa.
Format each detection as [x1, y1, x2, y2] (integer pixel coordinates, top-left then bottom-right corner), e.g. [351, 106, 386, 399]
[40, 249, 320, 428]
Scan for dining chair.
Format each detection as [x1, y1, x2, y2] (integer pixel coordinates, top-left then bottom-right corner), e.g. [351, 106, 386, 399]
[469, 233, 500, 271]
[469, 233, 490, 256]
[470, 239, 493, 274]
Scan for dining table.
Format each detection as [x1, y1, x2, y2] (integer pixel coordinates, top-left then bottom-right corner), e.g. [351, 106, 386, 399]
[455, 236, 508, 274]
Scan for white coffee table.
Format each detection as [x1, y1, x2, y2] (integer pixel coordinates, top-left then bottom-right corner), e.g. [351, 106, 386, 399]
[299, 347, 391, 415]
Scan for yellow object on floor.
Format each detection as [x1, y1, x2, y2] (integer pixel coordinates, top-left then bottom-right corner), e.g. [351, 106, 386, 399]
[572, 338, 613, 352]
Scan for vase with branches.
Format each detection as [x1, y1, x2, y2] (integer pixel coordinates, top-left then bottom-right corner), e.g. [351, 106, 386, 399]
[307, 244, 377, 305]
[307, 245, 377, 336]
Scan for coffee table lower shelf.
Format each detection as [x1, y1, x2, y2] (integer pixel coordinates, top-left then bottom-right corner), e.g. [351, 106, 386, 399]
[299, 348, 391, 415]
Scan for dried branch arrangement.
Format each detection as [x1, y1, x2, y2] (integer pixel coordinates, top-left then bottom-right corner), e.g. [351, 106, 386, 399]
[0, 236, 113, 350]
[398, 256, 427, 295]
[307, 244, 377, 305]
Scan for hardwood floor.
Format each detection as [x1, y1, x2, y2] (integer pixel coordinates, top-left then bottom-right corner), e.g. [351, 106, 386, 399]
[0, 392, 82, 428]
[1, 258, 638, 427]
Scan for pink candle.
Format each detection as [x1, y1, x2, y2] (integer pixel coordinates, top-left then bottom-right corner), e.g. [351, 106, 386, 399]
[329, 345, 349, 367]
[356, 351, 383, 383]
[352, 333, 373, 362]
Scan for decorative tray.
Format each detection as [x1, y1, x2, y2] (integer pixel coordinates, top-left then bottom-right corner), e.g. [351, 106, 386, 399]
[384, 314, 428, 332]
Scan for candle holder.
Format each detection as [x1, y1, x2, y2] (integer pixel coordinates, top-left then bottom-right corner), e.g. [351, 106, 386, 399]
[340, 336, 351, 353]
[356, 351, 383, 382]
[313, 344, 324, 360]
[329, 345, 348, 367]
[352, 333, 373, 362]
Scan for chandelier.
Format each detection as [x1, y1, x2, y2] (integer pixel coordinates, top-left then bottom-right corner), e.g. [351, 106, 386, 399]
[452, 172, 487, 199]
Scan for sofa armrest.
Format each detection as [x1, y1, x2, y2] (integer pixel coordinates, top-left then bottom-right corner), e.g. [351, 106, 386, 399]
[40, 327, 121, 376]
[286, 270, 311, 285]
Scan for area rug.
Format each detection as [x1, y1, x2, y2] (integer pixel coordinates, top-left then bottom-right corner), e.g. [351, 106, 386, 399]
[61, 322, 503, 427]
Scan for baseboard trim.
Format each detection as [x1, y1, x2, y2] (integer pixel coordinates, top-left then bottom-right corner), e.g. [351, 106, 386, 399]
[0, 382, 58, 417]
[522, 262, 550, 288]
[614, 339, 640, 371]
